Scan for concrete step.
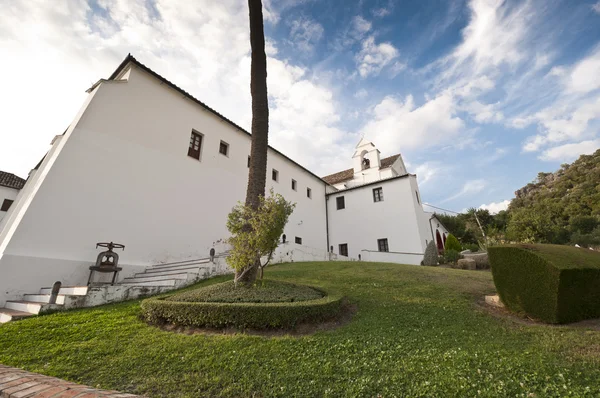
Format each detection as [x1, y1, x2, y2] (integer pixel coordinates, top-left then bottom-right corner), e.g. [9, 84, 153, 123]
[143, 264, 209, 275]
[123, 273, 190, 284]
[40, 286, 88, 296]
[5, 301, 44, 315]
[135, 268, 204, 278]
[150, 259, 211, 270]
[0, 308, 34, 323]
[22, 294, 66, 305]
[119, 278, 178, 287]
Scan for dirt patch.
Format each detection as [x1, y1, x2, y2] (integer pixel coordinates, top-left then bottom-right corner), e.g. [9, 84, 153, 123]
[475, 297, 600, 331]
[154, 303, 358, 338]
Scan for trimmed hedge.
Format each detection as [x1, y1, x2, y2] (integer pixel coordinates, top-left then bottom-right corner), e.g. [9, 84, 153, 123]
[489, 244, 600, 324]
[141, 289, 346, 329]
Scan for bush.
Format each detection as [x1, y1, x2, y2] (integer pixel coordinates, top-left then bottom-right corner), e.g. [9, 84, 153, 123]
[489, 244, 600, 324]
[423, 241, 438, 266]
[445, 234, 462, 252]
[443, 249, 461, 265]
[461, 243, 480, 253]
[141, 283, 345, 329]
[169, 280, 323, 303]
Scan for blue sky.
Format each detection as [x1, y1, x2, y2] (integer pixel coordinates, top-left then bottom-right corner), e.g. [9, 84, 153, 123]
[1, 0, 599, 214]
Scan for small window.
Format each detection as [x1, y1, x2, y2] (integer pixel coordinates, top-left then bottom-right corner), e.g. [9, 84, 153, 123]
[247, 156, 251, 168]
[336, 196, 345, 210]
[295, 237, 302, 244]
[219, 141, 229, 156]
[188, 131, 203, 160]
[373, 187, 384, 202]
[415, 190, 420, 204]
[291, 179, 297, 191]
[1, 199, 14, 212]
[282, 234, 286, 243]
[378, 238, 389, 252]
[339, 243, 348, 257]
[272, 169, 279, 182]
[307, 187, 312, 198]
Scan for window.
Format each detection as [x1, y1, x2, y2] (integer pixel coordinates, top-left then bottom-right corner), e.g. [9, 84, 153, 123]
[339, 243, 348, 257]
[377, 238, 389, 252]
[188, 131, 203, 160]
[295, 237, 302, 244]
[1, 199, 14, 212]
[247, 156, 251, 168]
[336, 196, 345, 210]
[291, 179, 297, 191]
[219, 141, 229, 156]
[415, 190, 420, 204]
[282, 234, 286, 243]
[307, 187, 312, 198]
[272, 169, 279, 182]
[373, 187, 384, 202]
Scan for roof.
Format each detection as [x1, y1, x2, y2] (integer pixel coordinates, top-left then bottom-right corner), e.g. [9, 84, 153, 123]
[325, 173, 413, 196]
[107, 54, 328, 185]
[322, 154, 401, 185]
[0, 171, 26, 190]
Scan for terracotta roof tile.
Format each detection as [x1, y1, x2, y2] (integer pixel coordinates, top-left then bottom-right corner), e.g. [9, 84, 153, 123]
[0, 171, 25, 190]
[322, 154, 400, 185]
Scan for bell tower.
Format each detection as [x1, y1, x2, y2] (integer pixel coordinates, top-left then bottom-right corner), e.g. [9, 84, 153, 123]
[352, 138, 381, 174]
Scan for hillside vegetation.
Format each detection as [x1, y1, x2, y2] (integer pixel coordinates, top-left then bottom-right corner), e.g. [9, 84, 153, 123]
[437, 150, 600, 248]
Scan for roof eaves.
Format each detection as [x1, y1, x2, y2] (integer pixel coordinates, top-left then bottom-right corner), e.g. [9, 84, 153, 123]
[325, 173, 413, 196]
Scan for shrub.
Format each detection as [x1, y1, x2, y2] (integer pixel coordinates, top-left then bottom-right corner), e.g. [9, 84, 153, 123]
[445, 234, 462, 252]
[443, 249, 461, 265]
[423, 241, 438, 266]
[169, 280, 323, 303]
[489, 244, 600, 324]
[461, 243, 480, 253]
[141, 283, 345, 329]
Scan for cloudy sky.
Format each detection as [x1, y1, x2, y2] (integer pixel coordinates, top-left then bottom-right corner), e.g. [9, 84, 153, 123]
[1, 0, 599, 214]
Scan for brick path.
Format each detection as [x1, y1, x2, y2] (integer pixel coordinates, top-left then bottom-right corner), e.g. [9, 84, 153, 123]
[0, 365, 142, 398]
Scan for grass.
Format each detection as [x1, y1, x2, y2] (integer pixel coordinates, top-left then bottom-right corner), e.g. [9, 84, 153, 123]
[0, 261, 599, 397]
[168, 279, 324, 303]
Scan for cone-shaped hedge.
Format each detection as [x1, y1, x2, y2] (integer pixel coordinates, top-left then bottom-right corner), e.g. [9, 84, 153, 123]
[444, 234, 461, 252]
[489, 244, 600, 324]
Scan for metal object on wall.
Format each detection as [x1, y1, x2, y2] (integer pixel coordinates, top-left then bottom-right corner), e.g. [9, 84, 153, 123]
[88, 242, 125, 286]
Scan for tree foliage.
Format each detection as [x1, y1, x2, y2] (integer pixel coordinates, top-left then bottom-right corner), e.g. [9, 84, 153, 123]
[227, 190, 295, 283]
[444, 234, 462, 252]
[422, 240, 438, 266]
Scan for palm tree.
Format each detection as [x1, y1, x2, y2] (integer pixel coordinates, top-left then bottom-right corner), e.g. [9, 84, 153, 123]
[236, 0, 269, 284]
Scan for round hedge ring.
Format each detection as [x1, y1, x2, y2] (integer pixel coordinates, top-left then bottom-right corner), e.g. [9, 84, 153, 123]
[141, 280, 346, 330]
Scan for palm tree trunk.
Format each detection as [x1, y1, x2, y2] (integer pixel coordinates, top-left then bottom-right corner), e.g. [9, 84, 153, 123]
[236, 0, 269, 285]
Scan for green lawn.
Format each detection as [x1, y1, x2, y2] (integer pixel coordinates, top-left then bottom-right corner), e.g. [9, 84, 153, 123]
[1, 262, 599, 397]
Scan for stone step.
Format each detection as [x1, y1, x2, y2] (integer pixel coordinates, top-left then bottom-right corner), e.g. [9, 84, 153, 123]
[149, 259, 211, 270]
[135, 268, 204, 279]
[0, 308, 34, 323]
[22, 294, 66, 305]
[5, 301, 44, 315]
[119, 278, 178, 287]
[123, 273, 191, 284]
[39, 286, 88, 296]
[143, 264, 209, 275]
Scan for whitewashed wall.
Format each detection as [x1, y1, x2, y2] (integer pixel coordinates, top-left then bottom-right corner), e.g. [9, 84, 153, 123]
[0, 186, 19, 224]
[360, 250, 423, 265]
[0, 64, 327, 305]
[326, 175, 426, 263]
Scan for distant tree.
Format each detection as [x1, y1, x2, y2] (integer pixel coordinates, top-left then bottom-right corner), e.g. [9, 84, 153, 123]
[227, 191, 295, 283]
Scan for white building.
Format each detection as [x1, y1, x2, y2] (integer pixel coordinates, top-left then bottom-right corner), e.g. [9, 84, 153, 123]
[0, 55, 449, 307]
[0, 171, 25, 224]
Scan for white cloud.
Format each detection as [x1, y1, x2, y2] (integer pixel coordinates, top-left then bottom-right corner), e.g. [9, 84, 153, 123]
[352, 16, 372, 36]
[592, 1, 600, 14]
[566, 45, 600, 94]
[479, 200, 510, 214]
[372, 7, 391, 18]
[441, 179, 487, 203]
[413, 162, 443, 185]
[356, 35, 399, 77]
[288, 16, 324, 53]
[354, 89, 368, 99]
[539, 139, 600, 162]
[360, 93, 464, 153]
[0, 0, 348, 178]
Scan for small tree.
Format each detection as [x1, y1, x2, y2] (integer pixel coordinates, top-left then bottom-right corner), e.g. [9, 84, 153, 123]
[227, 190, 295, 284]
[423, 241, 438, 266]
[444, 233, 462, 252]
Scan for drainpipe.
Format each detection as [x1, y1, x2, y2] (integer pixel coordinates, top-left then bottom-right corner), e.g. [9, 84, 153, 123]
[324, 182, 330, 255]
